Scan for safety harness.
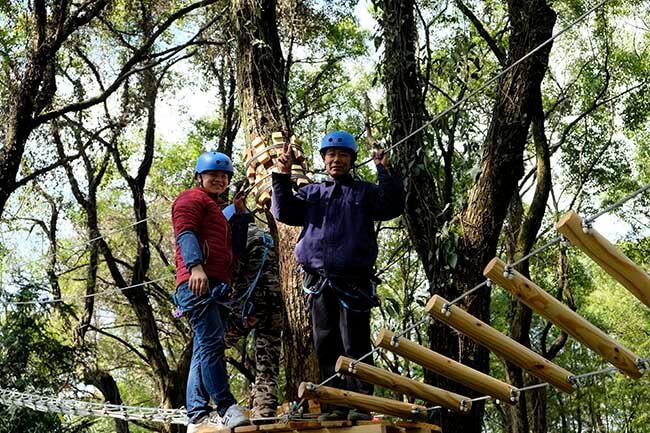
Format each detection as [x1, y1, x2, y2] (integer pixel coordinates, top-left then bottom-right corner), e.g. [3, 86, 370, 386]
[302, 271, 380, 313]
[173, 232, 274, 321]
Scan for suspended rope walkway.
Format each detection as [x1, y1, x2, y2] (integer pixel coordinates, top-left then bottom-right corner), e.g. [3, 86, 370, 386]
[3, 0, 648, 429]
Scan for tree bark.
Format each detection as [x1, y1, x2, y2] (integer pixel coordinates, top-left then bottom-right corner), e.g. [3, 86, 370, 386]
[453, 1, 556, 431]
[505, 82, 552, 433]
[234, 0, 319, 402]
[382, 0, 556, 430]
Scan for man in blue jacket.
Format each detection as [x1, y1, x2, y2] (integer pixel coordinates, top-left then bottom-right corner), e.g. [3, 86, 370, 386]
[271, 131, 405, 421]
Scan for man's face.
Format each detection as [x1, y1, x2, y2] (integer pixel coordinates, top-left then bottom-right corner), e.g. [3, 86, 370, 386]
[323, 148, 353, 178]
[197, 170, 230, 195]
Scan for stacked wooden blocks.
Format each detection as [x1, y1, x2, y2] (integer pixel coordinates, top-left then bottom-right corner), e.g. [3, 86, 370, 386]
[244, 133, 312, 210]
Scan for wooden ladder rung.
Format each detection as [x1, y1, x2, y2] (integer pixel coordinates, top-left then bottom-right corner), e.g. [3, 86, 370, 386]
[556, 210, 650, 308]
[425, 295, 575, 393]
[484, 257, 643, 378]
[298, 383, 428, 421]
[375, 329, 517, 403]
[336, 356, 471, 414]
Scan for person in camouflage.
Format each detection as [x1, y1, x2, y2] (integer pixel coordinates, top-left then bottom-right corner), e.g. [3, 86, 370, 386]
[225, 218, 283, 419]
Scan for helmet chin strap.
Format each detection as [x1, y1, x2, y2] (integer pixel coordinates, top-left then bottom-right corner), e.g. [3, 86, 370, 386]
[197, 173, 204, 188]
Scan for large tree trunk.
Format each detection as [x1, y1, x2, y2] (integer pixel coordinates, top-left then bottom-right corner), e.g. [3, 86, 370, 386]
[452, 1, 556, 432]
[383, 0, 556, 431]
[505, 84, 553, 433]
[233, 0, 319, 402]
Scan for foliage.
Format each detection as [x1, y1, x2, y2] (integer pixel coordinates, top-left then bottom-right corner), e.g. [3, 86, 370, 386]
[0, 0, 650, 432]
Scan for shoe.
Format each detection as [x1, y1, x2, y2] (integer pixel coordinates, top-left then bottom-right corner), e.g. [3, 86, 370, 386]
[223, 404, 251, 428]
[250, 406, 277, 424]
[348, 409, 373, 421]
[187, 413, 224, 433]
[317, 409, 348, 421]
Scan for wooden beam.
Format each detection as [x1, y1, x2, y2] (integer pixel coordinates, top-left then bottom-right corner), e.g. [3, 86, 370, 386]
[556, 210, 650, 308]
[298, 383, 428, 420]
[425, 295, 576, 393]
[375, 329, 517, 403]
[484, 257, 643, 378]
[336, 356, 471, 414]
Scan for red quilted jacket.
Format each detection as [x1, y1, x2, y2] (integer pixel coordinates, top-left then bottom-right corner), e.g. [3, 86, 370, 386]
[172, 187, 233, 286]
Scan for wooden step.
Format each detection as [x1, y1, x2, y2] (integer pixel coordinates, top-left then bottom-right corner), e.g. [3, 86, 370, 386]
[194, 420, 441, 433]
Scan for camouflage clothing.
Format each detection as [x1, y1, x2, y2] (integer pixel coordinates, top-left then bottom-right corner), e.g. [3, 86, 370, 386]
[226, 223, 283, 418]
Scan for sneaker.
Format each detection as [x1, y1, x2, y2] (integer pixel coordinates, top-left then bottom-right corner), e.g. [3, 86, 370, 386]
[317, 409, 348, 421]
[187, 413, 224, 433]
[348, 409, 373, 421]
[222, 404, 251, 428]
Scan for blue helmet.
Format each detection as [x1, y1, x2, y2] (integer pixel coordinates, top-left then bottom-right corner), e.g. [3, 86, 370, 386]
[195, 151, 234, 176]
[320, 131, 357, 159]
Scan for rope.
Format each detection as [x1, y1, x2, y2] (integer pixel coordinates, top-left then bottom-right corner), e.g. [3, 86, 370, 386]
[0, 388, 187, 424]
[443, 179, 650, 310]
[0, 387, 285, 425]
[5, 276, 174, 306]
[354, 0, 608, 168]
[425, 365, 620, 412]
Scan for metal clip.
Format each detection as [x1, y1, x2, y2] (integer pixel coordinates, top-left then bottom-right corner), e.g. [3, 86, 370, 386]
[582, 220, 593, 234]
[509, 389, 520, 403]
[568, 375, 580, 388]
[390, 335, 400, 347]
[503, 266, 514, 280]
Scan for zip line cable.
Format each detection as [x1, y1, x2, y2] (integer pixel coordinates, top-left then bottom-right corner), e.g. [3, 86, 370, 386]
[352, 0, 608, 168]
[426, 366, 621, 413]
[1, 0, 642, 424]
[443, 179, 650, 311]
[5, 276, 174, 306]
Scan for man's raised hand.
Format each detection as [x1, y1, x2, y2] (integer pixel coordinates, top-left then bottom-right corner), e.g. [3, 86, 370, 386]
[276, 139, 294, 174]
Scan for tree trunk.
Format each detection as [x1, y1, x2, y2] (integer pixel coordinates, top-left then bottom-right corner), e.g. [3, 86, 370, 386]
[453, 1, 556, 431]
[383, 0, 556, 430]
[233, 0, 319, 402]
[505, 82, 553, 433]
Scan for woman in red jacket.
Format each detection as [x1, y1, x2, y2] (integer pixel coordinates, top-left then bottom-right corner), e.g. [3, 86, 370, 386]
[172, 151, 252, 432]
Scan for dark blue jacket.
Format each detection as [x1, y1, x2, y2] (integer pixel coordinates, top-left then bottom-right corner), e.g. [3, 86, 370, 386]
[271, 165, 405, 278]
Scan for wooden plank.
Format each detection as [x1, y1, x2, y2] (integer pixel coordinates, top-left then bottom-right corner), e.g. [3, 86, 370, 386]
[396, 421, 443, 433]
[375, 329, 517, 403]
[188, 421, 431, 433]
[485, 257, 643, 378]
[336, 356, 471, 414]
[294, 425, 387, 433]
[258, 190, 272, 207]
[258, 151, 272, 165]
[251, 136, 265, 151]
[298, 383, 428, 421]
[425, 295, 575, 393]
[556, 210, 650, 308]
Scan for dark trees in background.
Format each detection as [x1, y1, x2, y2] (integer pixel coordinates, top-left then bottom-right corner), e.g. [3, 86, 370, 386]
[381, 0, 556, 431]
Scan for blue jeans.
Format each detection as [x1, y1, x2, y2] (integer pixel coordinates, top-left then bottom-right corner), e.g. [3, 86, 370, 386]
[175, 281, 236, 423]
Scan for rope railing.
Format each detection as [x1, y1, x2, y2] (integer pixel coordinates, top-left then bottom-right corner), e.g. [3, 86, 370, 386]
[0, 388, 187, 425]
[4, 276, 174, 306]
[353, 0, 609, 168]
[442, 179, 650, 312]
[425, 365, 621, 413]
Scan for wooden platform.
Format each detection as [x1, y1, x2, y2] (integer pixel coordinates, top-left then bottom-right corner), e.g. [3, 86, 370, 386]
[195, 419, 442, 433]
